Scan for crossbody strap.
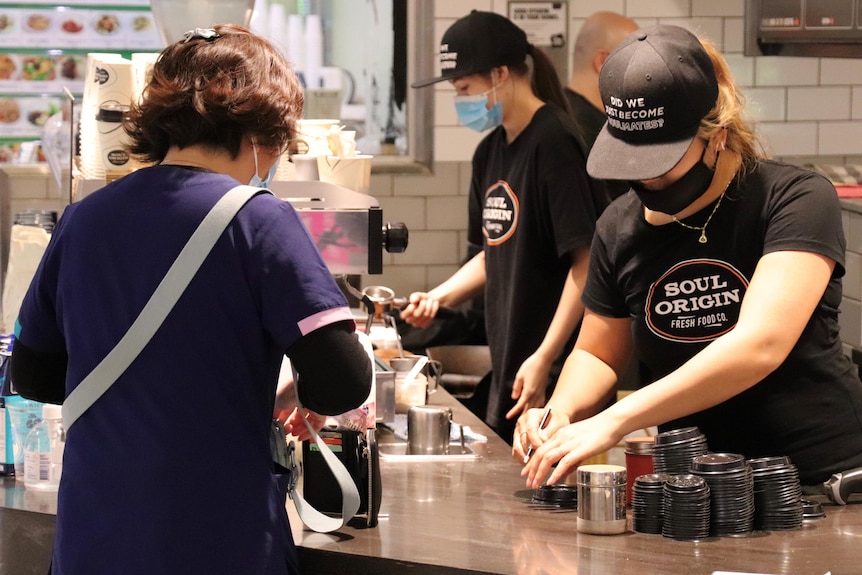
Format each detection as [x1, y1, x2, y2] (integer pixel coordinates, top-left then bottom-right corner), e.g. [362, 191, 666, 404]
[289, 413, 363, 533]
[285, 330, 374, 532]
[62, 185, 264, 429]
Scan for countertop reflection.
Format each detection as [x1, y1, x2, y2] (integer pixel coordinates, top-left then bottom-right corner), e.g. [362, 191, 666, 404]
[4, 388, 862, 575]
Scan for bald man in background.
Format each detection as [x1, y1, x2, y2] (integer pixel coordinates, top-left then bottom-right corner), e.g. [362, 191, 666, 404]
[566, 11, 643, 394]
[565, 11, 638, 200]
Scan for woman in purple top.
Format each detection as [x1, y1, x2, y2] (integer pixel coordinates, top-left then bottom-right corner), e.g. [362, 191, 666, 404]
[11, 25, 371, 575]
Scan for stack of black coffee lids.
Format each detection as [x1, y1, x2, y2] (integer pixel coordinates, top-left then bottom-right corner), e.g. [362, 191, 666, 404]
[801, 498, 826, 521]
[662, 474, 711, 540]
[748, 456, 803, 530]
[632, 473, 671, 534]
[530, 484, 577, 510]
[653, 427, 709, 474]
[690, 453, 754, 536]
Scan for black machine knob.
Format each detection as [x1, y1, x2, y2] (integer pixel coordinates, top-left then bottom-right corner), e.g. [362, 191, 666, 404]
[382, 222, 408, 253]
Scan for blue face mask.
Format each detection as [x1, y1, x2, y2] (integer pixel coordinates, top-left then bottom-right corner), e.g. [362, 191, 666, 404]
[249, 142, 280, 188]
[454, 84, 503, 132]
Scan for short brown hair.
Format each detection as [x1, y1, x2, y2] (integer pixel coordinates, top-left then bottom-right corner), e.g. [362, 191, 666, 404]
[125, 24, 303, 164]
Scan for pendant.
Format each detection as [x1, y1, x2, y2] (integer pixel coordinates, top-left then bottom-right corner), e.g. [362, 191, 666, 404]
[698, 232, 708, 244]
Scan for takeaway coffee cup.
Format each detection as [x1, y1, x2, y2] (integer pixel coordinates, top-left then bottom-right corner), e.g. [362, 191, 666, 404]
[390, 355, 441, 414]
[407, 405, 451, 455]
[290, 154, 320, 181]
[96, 102, 133, 182]
[316, 155, 372, 194]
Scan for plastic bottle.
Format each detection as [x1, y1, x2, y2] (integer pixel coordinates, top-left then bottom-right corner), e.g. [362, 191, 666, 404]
[5, 394, 43, 480]
[24, 403, 64, 491]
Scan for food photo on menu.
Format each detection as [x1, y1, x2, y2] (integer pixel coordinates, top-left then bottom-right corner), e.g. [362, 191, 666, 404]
[25, 13, 51, 33]
[94, 13, 120, 35]
[60, 14, 85, 35]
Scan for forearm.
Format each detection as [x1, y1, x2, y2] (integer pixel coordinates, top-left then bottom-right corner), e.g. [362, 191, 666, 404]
[544, 310, 633, 423]
[427, 251, 486, 307]
[532, 247, 589, 364]
[604, 325, 789, 438]
[547, 348, 619, 423]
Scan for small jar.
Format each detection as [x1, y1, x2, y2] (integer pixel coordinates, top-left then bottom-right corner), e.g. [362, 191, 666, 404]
[624, 436, 655, 506]
[576, 464, 627, 535]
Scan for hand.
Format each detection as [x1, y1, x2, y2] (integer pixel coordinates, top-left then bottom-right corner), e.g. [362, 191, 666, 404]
[275, 407, 326, 442]
[505, 353, 551, 421]
[399, 292, 440, 329]
[511, 407, 567, 464]
[520, 414, 622, 488]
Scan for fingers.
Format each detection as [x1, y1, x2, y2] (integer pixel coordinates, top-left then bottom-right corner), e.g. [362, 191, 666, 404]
[505, 397, 528, 421]
[511, 429, 529, 462]
[522, 442, 565, 488]
[523, 440, 582, 489]
[510, 375, 524, 400]
[400, 293, 439, 328]
[513, 408, 548, 463]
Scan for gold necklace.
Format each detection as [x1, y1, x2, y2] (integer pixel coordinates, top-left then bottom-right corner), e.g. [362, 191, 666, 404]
[671, 191, 725, 244]
[667, 149, 741, 244]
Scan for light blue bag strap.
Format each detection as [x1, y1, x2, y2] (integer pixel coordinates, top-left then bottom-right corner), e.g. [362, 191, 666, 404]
[289, 410, 362, 533]
[62, 185, 264, 429]
[286, 332, 374, 532]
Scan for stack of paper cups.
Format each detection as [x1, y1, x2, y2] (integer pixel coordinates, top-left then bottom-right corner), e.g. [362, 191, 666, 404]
[249, 0, 268, 36]
[96, 103, 134, 183]
[79, 54, 123, 179]
[286, 14, 304, 76]
[304, 14, 322, 89]
[131, 52, 159, 104]
[267, 3, 288, 59]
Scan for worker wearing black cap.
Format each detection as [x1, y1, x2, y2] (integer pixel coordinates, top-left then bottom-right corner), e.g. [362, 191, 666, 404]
[517, 24, 862, 489]
[405, 11, 610, 442]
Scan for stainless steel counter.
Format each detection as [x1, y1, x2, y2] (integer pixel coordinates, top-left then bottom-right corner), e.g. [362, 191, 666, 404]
[3, 388, 861, 575]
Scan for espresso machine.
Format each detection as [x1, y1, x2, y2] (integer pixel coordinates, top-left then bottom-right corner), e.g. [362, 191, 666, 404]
[268, 180, 407, 276]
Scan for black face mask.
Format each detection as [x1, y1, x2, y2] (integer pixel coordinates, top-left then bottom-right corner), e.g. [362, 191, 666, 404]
[630, 154, 715, 215]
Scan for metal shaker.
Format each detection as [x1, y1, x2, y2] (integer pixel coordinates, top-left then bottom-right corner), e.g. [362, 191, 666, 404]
[577, 464, 627, 535]
[407, 405, 451, 455]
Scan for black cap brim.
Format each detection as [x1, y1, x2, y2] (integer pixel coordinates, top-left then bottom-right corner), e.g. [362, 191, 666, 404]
[410, 75, 450, 89]
[586, 122, 698, 181]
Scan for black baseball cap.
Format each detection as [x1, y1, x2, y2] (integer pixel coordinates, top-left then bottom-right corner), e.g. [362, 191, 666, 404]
[587, 25, 719, 181]
[411, 11, 528, 88]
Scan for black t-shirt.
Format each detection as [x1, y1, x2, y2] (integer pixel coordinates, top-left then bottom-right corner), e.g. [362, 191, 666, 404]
[564, 88, 630, 201]
[583, 160, 862, 484]
[564, 88, 605, 148]
[469, 103, 610, 432]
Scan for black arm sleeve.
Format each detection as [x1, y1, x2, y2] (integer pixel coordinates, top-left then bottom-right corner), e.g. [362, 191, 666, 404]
[286, 320, 372, 415]
[9, 339, 67, 405]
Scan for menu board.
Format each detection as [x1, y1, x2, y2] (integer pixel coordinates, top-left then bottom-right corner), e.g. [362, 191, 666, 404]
[0, 5, 161, 50]
[0, 1, 161, 152]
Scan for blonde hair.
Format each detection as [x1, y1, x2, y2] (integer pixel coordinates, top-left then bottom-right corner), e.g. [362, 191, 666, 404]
[697, 38, 767, 175]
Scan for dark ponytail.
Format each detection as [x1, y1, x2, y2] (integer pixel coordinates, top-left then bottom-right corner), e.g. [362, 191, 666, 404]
[512, 44, 570, 113]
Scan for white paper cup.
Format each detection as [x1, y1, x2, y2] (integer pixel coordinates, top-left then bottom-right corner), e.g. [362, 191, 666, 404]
[316, 155, 372, 194]
[291, 154, 319, 181]
[295, 118, 339, 155]
[96, 102, 133, 182]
